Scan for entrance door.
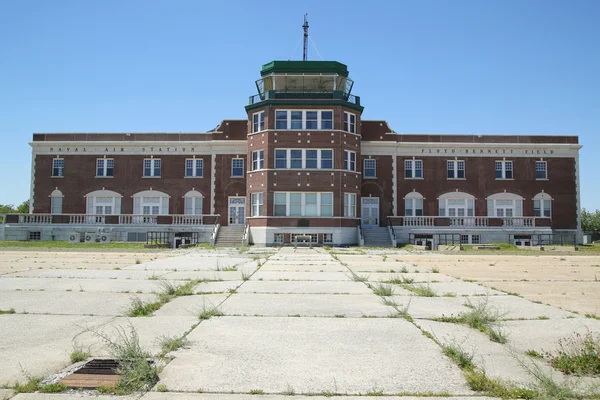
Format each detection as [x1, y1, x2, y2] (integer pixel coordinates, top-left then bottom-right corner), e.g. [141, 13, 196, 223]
[361, 198, 379, 227]
[228, 197, 246, 225]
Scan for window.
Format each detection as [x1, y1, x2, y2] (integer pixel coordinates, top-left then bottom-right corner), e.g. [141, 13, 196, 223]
[460, 235, 470, 245]
[405, 159, 423, 179]
[536, 161, 547, 180]
[292, 233, 318, 243]
[231, 158, 244, 177]
[447, 160, 465, 179]
[251, 193, 264, 217]
[364, 159, 376, 178]
[133, 190, 169, 215]
[274, 233, 284, 243]
[323, 233, 333, 244]
[404, 192, 424, 216]
[252, 150, 264, 170]
[273, 192, 333, 217]
[143, 158, 161, 177]
[495, 160, 513, 179]
[344, 150, 356, 171]
[274, 110, 334, 130]
[438, 192, 474, 217]
[343, 112, 356, 133]
[344, 193, 357, 217]
[533, 192, 552, 218]
[273, 149, 334, 169]
[50, 189, 63, 214]
[86, 190, 121, 215]
[28, 231, 41, 241]
[486, 193, 523, 217]
[184, 190, 203, 215]
[252, 112, 264, 133]
[96, 158, 114, 177]
[52, 158, 64, 177]
[185, 158, 203, 177]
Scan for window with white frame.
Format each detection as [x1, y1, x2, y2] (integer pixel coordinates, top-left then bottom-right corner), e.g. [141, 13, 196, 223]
[404, 192, 424, 216]
[447, 160, 465, 179]
[183, 190, 203, 215]
[363, 159, 376, 178]
[52, 158, 64, 177]
[133, 190, 169, 215]
[495, 160, 513, 179]
[251, 193, 264, 216]
[273, 192, 333, 217]
[533, 192, 552, 218]
[96, 158, 114, 177]
[323, 233, 333, 244]
[274, 110, 334, 130]
[252, 150, 264, 170]
[535, 161, 547, 180]
[143, 158, 161, 177]
[405, 159, 423, 179]
[438, 192, 475, 217]
[486, 193, 523, 217]
[344, 193, 357, 217]
[185, 158, 203, 177]
[291, 233, 318, 243]
[231, 158, 244, 177]
[252, 111, 264, 133]
[273, 233, 284, 243]
[50, 189, 63, 214]
[86, 190, 121, 215]
[343, 112, 356, 133]
[274, 149, 333, 169]
[344, 150, 356, 171]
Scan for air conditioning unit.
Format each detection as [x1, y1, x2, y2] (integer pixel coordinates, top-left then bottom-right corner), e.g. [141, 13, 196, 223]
[84, 232, 97, 243]
[68, 232, 81, 244]
[97, 227, 113, 234]
[98, 234, 112, 244]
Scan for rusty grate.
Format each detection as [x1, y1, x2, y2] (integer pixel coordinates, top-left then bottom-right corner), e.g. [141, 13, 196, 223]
[59, 359, 120, 389]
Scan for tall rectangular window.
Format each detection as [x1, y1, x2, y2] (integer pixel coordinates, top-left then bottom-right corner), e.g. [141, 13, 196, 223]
[289, 193, 302, 216]
[321, 150, 333, 169]
[405, 159, 423, 179]
[275, 149, 288, 169]
[252, 112, 264, 133]
[291, 111, 303, 129]
[535, 161, 547, 179]
[321, 111, 333, 130]
[343, 112, 356, 133]
[290, 149, 303, 169]
[252, 150, 264, 170]
[364, 159, 376, 178]
[305, 111, 318, 129]
[96, 158, 114, 177]
[51, 196, 63, 214]
[52, 158, 64, 177]
[185, 158, 203, 177]
[305, 150, 318, 169]
[344, 150, 356, 171]
[447, 160, 465, 179]
[231, 158, 244, 177]
[495, 160, 513, 179]
[251, 193, 263, 216]
[143, 159, 161, 177]
[320, 193, 333, 216]
[275, 111, 288, 129]
[305, 193, 318, 216]
[534, 199, 551, 218]
[344, 193, 356, 217]
[274, 110, 334, 130]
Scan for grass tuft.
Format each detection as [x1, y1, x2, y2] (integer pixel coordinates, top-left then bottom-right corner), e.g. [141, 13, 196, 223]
[39, 383, 68, 393]
[158, 335, 190, 356]
[442, 343, 474, 369]
[70, 345, 91, 363]
[525, 349, 544, 358]
[0, 308, 15, 314]
[197, 300, 224, 320]
[403, 283, 436, 297]
[372, 283, 395, 296]
[127, 297, 163, 317]
[350, 271, 370, 282]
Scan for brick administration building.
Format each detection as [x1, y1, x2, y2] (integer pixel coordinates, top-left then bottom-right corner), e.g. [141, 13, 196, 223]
[6, 60, 582, 247]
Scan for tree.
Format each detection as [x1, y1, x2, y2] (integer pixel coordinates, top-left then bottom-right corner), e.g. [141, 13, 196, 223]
[16, 200, 29, 214]
[0, 204, 16, 214]
[581, 208, 600, 238]
[0, 200, 29, 214]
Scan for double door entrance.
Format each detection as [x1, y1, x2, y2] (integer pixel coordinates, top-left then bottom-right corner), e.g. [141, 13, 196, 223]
[361, 197, 379, 227]
[228, 197, 246, 225]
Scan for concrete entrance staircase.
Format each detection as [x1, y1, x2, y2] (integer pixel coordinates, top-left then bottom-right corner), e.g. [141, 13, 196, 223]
[362, 227, 393, 247]
[215, 225, 245, 247]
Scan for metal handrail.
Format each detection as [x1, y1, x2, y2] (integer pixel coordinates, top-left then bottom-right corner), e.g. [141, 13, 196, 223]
[387, 216, 396, 241]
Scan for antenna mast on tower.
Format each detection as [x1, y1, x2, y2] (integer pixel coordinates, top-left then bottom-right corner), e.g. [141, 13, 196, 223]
[302, 14, 309, 61]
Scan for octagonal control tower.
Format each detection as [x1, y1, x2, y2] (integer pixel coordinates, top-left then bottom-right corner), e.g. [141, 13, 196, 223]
[244, 60, 365, 246]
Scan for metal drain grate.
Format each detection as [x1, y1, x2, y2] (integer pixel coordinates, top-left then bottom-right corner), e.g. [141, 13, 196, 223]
[73, 359, 119, 375]
[59, 359, 120, 389]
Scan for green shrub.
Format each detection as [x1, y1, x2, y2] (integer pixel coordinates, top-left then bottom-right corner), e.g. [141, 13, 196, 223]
[547, 331, 600, 376]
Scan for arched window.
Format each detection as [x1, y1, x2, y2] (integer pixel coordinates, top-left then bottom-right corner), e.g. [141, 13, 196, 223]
[486, 193, 523, 217]
[85, 190, 122, 215]
[438, 192, 474, 217]
[533, 192, 552, 218]
[183, 190, 203, 215]
[404, 192, 424, 216]
[133, 190, 169, 215]
[50, 189, 63, 214]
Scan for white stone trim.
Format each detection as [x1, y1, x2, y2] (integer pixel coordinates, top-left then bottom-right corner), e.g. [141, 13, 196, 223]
[210, 152, 216, 214]
[486, 192, 523, 200]
[85, 189, 122, 198]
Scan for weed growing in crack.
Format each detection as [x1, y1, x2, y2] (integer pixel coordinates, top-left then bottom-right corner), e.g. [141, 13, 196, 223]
[525, 349, 544, 358]
[127, 297, 163, 317]
[158, 334, 190, 357]
[488, 327, 508, 344]
[403, 283, 436, 297]
[372, 283, 395, 296]
[442, 343, 474, 369]
[349, 271, 370, 282]
[197, 299, 224, 320]
[545, 331, 600, 376]
[70, 345, 91, 363]
[0, 308, 15, 314]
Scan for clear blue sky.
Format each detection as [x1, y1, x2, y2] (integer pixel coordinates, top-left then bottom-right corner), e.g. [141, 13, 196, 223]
[1, 0, 598, 209]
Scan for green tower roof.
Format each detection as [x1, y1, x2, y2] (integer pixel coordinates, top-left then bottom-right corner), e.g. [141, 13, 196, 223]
[260, 61, 349, 77]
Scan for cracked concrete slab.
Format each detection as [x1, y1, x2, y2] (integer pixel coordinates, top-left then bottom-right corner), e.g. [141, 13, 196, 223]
[159, 270, 251, 281]
[220, 293, 394, 317]
[153, 294, 229, 317]
[0, 291, 157, 316]
[258, 262, 345, 272]
[237, 280, 373, 294]
[250, 271, 351, 281]
[7, 269, 170, 280]
[159, 316, 472, 395]
[0, 277, 183, 294]
[411, 281, 505, 296]
[391, 296, 470, 319]
[194, 281, 243, 294]
[133, 255, 259, 271]
[481, 295, 580, 320]
[364, 272, 457, 283]
[140, 394, 494, 400]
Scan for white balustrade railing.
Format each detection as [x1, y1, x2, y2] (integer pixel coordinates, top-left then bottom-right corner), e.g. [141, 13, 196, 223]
[119, 215, 158, 225]
[18, 214, 52, 224]
[402, 216, 435, 226]
[69, 215, 106, 224]
[172, 215, 204, 225]
[448, 217, 489, 227]
[502, 217, 534, 227]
